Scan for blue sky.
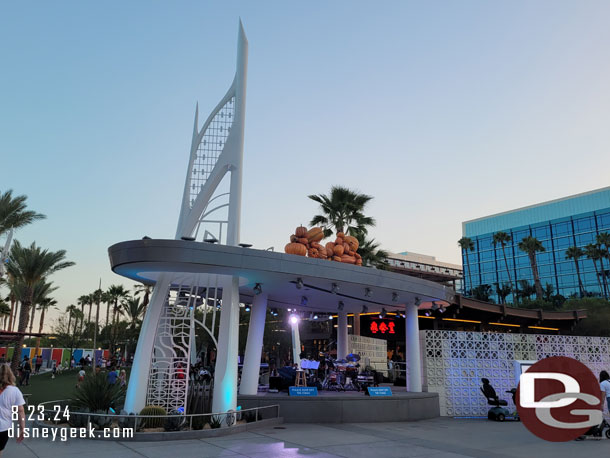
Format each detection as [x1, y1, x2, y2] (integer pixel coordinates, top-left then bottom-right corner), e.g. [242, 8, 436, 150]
[2, 1, 610, 325]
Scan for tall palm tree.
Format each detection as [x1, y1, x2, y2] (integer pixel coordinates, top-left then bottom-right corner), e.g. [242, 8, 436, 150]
[66, 304, 78, 338]
[34, 297, 57, 357]
[77, 294, 88, 332]
[0, 190, 45, 279]
[122, 296, 146, 354]
[518, 236, 545, 299]
[90, 288, 104, 342]
[585, 243, 607, 298]
[107, 285, 128, 328]
[458, 237, 475, 295]
[79, 293, 95, 336]
[309, 186, 375, 238]
[134, 284, 152, 315]
[565, 246, 585, 297]
[28, 280, 56, 335]
[492, 232, 513, 295]
[6, 241, 74, 371]
[597, 233, 610, 296]
[494, 283, 512, 305]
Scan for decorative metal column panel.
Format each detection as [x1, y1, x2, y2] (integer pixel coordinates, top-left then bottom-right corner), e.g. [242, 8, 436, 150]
[422, 330, 610, 417]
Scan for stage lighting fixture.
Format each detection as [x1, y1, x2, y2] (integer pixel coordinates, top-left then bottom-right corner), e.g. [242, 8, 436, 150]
[253, 283, 262, 295]
[329, 315, 334, 320]
[296, 278, 304, 289]
[338, 301, 345, 311]
[301, 296, 308, 306]
[313, 314, 319, 320]
[392, 292, 399, 302]
[290, 315, 299, 324]
[331, 283, 339, 294]
[380, 308, 387, 319]
[415, 297, 421, 306]
[431, 302, 439, 311]
[364, 288, 372, 298]
[245, 306, 251, 312]
[361, 305, 368, 314]
[424, 311, 431, 317]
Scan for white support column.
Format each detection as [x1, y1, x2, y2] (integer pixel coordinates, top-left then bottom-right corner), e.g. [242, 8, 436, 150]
[405, 303, 422, 392]
[337, 311, 348, 360]
[212, 276, 241, 413]
[353, 313, 361, 336]
[239, 293, 267, 395]
[291, 318, 301, 367]
[124, 275, 170, 413]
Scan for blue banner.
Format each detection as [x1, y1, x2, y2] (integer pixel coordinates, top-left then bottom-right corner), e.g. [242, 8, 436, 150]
[367, 387, 392, 396]
[289, 386, 318, 396]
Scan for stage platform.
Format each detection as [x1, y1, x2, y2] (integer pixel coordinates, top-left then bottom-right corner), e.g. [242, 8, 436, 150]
[237, 386, 440, 423]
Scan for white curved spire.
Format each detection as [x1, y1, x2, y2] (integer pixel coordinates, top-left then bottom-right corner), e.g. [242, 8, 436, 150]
[176, 21, 248, 246]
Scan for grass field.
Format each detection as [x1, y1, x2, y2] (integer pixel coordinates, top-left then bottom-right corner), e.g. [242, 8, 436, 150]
[20, 368, 130, 406]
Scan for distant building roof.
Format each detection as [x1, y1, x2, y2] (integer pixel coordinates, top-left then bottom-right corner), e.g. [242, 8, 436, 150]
[463, 186, 610, 237]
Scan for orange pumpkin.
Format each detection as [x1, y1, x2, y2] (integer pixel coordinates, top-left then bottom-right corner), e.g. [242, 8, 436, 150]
[354, 253, 362, 260]
[325, 242, 335, 252]
[332, 255, 342, 262]
[344, 235, 359, 251]
[295, 226, 307, 237]
[306, 227, 324, 243]
[334, 238, 343, 245]
[333, 244, 344, 256]
[297, 237, 309, 245]
[290, 235, 298, 243]
[337, 232, 345, 238]
[356, 259, 362, 265]
[308, 248, 319, 258]
[341, 255, 356, 264]
[285, 242, 307, 256]
[343, 242, 350, 252]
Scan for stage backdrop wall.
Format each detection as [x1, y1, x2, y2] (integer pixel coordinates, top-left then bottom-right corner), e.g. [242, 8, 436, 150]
[421, 330, 610, 417]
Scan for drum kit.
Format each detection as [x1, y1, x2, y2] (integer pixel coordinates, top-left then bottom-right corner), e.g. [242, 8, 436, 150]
[320, 353, 375, 392]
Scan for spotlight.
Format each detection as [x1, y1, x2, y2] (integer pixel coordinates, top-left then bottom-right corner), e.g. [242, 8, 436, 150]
[301, 296, 308, 306]
[338, 301, 345, 311]
[203, 236, 218, 243]
[331, 283, 339, 294]
[361, 305, 368, 314]
[245, 306, 250, 312]
[181, 236, 196, 241]
[313, 314, 318, 320]
[253, 283, 262, 295]
[142, 236, 151, 240]
[364, 288, 372, 298]
[380, 308, 387, 319]
[296, 278, 304, 289]
[431, 302, 439, 311]
[290, 315, 299, 325]
[439, 307, 445, 313]
[329, 315, 334, 320]
[415, 297, 421, 306]
[424, 311, 431, 317]
[392, 292, 399, 302]
[287, 308, 292, 312]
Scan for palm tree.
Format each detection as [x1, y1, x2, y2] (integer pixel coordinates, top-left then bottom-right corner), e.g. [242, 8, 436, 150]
[107, 285, 128, 327]
[77, 294, 88, 332]
[34, 297, 57, 357]
[495, 283, 512, 305]
[90, 288, 104, 342]
[516, 280, 536, 301]
[122, 296, 146, 355]
[66, 304, 78, 337]
[492, 232, 513, 296]
[6, 241, 74, 371]
[585, 243, 607, 298]
[309, 186, 375, 238]
[565, 246, 585, 297]
[28, 279, 56, 335]
[134, 284, 152, 315]
[0, 190, 45, 279]
[0, 299, 10, 329]
[79, 293, 95, 337]
[518, 236, 545, 299]
[355, 234, 388, 269]
[597, 233, 610, 296]
[458, 237, 475, 295]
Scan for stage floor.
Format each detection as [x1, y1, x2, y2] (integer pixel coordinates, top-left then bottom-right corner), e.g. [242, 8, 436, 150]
[237, 386, 440, 423]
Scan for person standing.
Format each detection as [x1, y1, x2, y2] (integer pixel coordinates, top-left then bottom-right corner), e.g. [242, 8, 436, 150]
[18, 358, 31, 387]
[118, 370, 126, 387]
[600, 371, 610, 413]
[34, 356, 42, 375]
[0, 365, 26, 455]
[107, 367, 118, 385]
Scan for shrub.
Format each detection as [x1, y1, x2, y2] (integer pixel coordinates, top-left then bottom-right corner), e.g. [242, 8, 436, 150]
[191, 415, 207, 430]
[71, 372, 125, 413]
[139, 405, 167, 429]
[163, 409, 185, 431]
[209, 415, 222, 429]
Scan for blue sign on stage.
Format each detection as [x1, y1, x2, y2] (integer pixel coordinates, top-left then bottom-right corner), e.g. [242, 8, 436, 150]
[289, 387, 318, 396]
[367, 387, 392, 396]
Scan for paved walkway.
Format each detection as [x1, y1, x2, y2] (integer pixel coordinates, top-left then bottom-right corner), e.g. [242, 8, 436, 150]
[4, 418, 606, 457]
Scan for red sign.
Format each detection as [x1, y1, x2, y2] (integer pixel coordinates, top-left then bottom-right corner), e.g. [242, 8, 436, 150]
[370, 320, 395, 334]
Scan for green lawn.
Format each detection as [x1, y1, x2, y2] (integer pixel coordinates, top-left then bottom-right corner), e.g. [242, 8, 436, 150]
[20, 368, 131, 406]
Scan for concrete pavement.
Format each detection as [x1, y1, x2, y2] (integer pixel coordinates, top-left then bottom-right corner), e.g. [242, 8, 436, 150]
[3, 417, 606, 457]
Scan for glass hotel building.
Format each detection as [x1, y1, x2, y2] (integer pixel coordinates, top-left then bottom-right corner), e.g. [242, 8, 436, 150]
[462, 187, 610, 302]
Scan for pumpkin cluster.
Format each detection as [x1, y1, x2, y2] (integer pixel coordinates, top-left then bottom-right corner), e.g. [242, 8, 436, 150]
[284, 226, 363, 266]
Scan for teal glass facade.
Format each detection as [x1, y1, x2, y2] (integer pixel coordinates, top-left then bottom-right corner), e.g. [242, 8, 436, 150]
[462, 188, 610, 302]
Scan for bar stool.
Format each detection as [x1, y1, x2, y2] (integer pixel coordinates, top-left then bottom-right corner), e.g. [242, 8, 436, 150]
[295, 370, 307, 387]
